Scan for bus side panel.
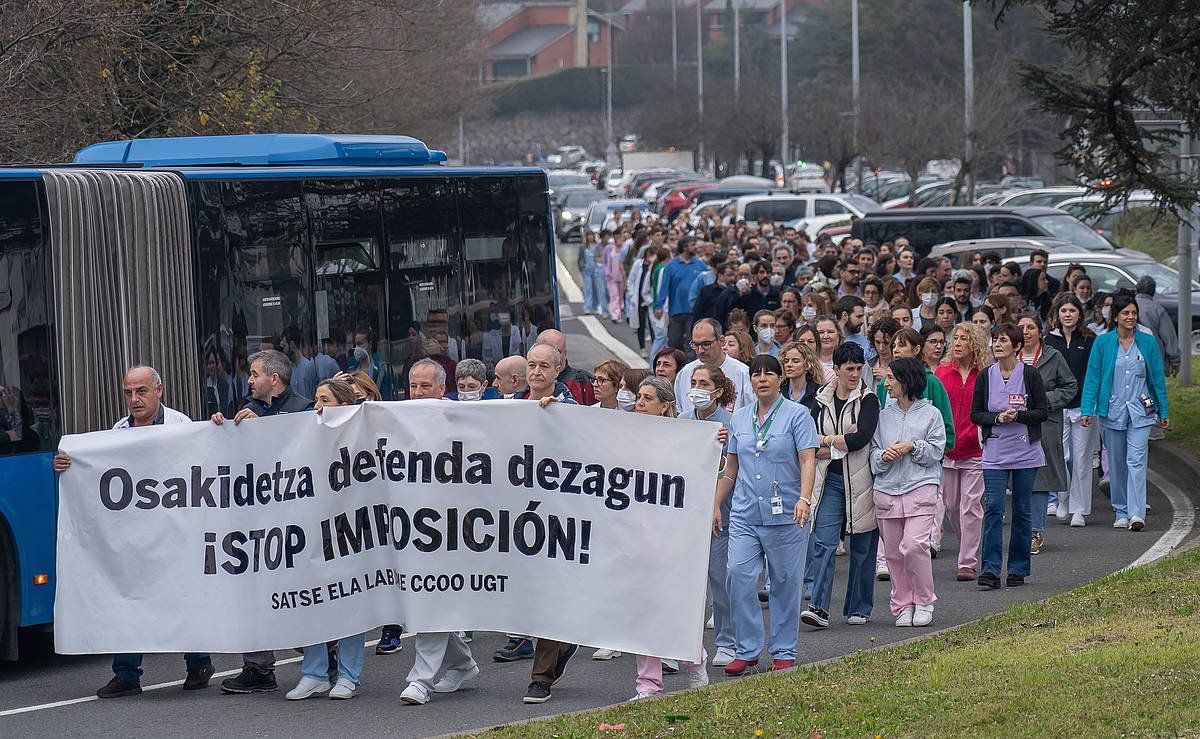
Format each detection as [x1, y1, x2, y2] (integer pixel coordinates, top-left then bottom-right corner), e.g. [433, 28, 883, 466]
[0, 452, 57, 627]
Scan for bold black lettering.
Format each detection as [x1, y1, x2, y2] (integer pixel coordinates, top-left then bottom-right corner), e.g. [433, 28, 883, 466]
[160, 477, 186, 508]
[353, 451, 376, 482]
[508, 445, 534, 487]
[408, 450, 432, 483]
[329, 447, 351, 491]
[135, 478, 160, 510]
[233, 464, 254, 505]
[255, 473, 271, 505]
[435, 441, 463, 483]
[385, 451, 404, 481]
[296, 467, 314, 498]
[412, 508, 442, 552]
[222, 531, 248, 574]
[661, 474, 685, 508]
[560, 460, 583, 494]
[583, 464, 605, 496]
[536, 458, 560, 489]
[465, 453, 492, 484]
[99, 468, 133, 510]
[191, 466, 216, 507]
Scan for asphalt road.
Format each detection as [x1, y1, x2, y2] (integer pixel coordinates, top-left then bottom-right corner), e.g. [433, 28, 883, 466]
[2, 250, 1196, 737]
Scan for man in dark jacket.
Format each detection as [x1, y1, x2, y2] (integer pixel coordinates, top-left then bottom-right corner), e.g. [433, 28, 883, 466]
[537, 329, 594, 405]
[730, 260, 781, 317]
[210, 348, 313, 694]
[693, 262, 738, 328]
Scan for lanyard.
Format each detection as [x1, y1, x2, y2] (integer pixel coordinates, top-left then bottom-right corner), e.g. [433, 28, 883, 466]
[753, 397, 785, 450]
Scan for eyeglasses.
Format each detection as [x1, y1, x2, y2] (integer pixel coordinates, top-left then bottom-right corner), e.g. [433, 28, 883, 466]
[592, 376, 613, 385]
[690, 340, 718, 350]
[927, 339, 946, 346]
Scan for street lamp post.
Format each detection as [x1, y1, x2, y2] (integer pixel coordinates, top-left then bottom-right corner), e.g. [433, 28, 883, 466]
[963, 1, 975, 205]
[851, 0, 861, 193]
[605, 12, 617, 169]
[779, 0, 788, 174]
[671, 0, 678, 86]
[697, 2, 705, 170]
[734, 2, 740, 98]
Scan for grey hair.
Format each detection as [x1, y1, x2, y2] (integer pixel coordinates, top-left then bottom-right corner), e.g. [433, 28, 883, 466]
[411, 357, 446, 386]
[455, 358, 488, 385]
[125, 365, 162, 387]
[248, 349, 292, 386]
[638, 376, 677, 418]
[528, 342, 563, 369]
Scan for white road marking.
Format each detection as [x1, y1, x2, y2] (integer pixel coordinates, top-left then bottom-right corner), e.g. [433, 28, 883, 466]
[1126, 470, 1196, 570]
[555, 252, 647, 369]
[0, 637, 396, 718]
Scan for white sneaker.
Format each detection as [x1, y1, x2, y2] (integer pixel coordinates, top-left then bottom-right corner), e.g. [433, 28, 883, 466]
[895, 609, 914, 627]
[1129, 516, 1145, 531]
[876, 564, 890, 581]
[688, 668, 710, 689]
[400, 681, 430, 705]
[1070, 513, 1086, 527]
[432, 664, 479, 693]
[705, 614, 714, 630]
[329, 678, 357, 700]
[912, 604, 934, 627]
[628, 691, 657, 702]
[1113, 518, 1130, 529]
[592, 648, 622, 660]
[661, 659, 680, 673]
[286, 675, 331, 700]
[1056, 505, 1071, 523]
[1046, 503, 1058, 517]
[711, 646, 736, 667]
[835, 540, 846, 556]
[846, 614, 869, 625]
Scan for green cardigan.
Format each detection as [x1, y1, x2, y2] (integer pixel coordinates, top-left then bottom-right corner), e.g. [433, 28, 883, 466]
[878, 368, 956, 450]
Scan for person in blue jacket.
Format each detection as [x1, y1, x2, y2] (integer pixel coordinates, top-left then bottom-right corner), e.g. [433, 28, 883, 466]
[1080, 293, 1170, 531]
[654, 236, 708, 354]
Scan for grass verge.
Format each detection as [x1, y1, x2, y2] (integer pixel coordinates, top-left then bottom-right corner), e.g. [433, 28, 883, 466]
[1167, 359, 1200, 459]
[474, 549, 1200, 738]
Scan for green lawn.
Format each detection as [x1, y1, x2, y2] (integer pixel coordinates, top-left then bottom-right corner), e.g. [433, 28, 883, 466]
[1167, 359, 1200, 459]
[476, 549, 1200, 738]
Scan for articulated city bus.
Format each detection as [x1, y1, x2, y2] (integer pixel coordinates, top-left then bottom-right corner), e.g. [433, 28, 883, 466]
[0, 134, 558, 658]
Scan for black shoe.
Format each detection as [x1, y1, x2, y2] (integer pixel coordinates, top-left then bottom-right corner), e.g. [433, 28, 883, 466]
[757, 589, 769, 604]
[97, 676, 142, 698]
[977, 572, 1001, 590]
[523, 680, 552, 704]
[183, 664, 215, 690]
[1006, 574, 1025, 587]
[220, 667, 277, 694]
[551, 644, 578, 681]
[494, 636, 535, 662]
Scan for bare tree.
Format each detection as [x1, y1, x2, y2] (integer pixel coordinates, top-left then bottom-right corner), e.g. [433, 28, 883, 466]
[864, 76, 958, 203]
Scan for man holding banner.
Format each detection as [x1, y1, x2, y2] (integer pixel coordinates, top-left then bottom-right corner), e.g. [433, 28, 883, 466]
[53, 365, 215, 699]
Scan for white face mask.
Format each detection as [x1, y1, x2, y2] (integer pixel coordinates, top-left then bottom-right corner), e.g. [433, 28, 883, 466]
[458, 389, 482, 401]
[920, 292, 940, 307]
[1101, 305, 1111, 320]
[769, 274, 784, 288]
[687, 388, 715, 411]
[498, 312, 511, 327]
[758, 327, 776, 344]
[801, 305, 817, 321]
[617, 389, 637, 411]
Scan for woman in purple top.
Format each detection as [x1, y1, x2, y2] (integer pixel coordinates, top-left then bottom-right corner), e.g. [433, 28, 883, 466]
[970, 323, 1048, 591]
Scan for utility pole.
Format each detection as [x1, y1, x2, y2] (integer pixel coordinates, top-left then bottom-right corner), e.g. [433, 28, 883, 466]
[697, 2, 705, 170]
[605, 12, 617, 169]
[963, 1, 975, 205]
[458, 116, 466, 165]
[1179, 123, 1194, 386]
[851, 0, 862, 193]
[779, 0, 789, 176]
[671, 0, 678, 86]
[734, 2, 741, 98]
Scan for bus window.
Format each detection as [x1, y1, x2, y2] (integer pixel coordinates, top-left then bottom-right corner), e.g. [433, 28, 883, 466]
[221, 181, 316, 398]
[305, 179, 384, 394]
[517, 174, 556, 338]
[0, 181, 56, 456]
[382, 178, 463, 397]
[459, 177, 526, 366]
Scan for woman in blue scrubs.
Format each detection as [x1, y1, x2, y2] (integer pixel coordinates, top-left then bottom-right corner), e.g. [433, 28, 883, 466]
[712, 355, 819, 676]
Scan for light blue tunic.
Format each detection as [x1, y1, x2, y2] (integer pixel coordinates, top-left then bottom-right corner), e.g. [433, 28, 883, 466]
[727, 397, 820, 526]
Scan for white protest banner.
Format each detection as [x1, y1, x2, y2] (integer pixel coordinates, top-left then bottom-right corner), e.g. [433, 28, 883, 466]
[55, 400, 720, 662]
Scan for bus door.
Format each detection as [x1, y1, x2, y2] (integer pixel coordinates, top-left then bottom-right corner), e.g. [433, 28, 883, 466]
[381, 178, 465, 398]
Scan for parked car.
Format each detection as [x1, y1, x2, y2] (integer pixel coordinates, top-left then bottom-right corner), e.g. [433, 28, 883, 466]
[546, 170, 593, 197]
[546, 145, 588, 168]
[605, 168, 624, 194]
[733, 192, 882, 224]
[659, 181, 716, 219]
[882, 181, 953, 209]
[850, 206, 1137, 258]
[787, 163, 829, 193]
[994, 186, 1087, 208]
[584, 199, 650, 234]
[930, 237, 1081, 269]
[1056, 191, 1160, 239]
[556, 189, 609, 240]
[1011, 252, 1200, 351]
[693, 187, 774, 207]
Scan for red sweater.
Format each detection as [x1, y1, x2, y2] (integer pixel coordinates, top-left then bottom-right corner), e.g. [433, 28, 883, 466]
[934, 363, 982, 461]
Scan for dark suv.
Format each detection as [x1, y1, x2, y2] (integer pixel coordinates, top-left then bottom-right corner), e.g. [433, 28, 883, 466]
[850, 206, 1116, 257]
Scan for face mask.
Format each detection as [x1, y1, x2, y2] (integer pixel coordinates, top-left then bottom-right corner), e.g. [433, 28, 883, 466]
[801, 306, 817, 321]
[458, 389, 482, 401]
[617, 389, 637, 411]
[687, 388, 715, 411]
[769, 274, 784, 288]
[1101, 305, 1111, 320]
[920, 292, 940, 307]
[498, 312, 511, 327]
[758, 327, 776, 344]
[502, 392, 516, 399]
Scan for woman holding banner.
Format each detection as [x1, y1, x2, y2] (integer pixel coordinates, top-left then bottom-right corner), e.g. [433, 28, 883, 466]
[713, 355, 819, 676]
[629, 377, 711, 700]
[288, 378, 368, 700]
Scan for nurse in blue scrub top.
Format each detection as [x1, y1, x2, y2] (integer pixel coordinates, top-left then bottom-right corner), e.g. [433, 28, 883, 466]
[712, 354, 819, 676]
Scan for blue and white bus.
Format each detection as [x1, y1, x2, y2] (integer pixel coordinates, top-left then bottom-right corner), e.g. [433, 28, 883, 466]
[0, 134, 557, 657]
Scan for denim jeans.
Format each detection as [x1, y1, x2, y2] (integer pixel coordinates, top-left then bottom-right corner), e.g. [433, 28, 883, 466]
[808, 472, 879, 619]
[301, 634, 366, 686]
[981, 467, 1037, 578]
[112, 652, 211, 685]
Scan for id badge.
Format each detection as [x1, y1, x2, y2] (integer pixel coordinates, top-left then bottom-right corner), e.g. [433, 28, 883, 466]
[1008, 393, 1027, 410]
[771, 494, 784, 516]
